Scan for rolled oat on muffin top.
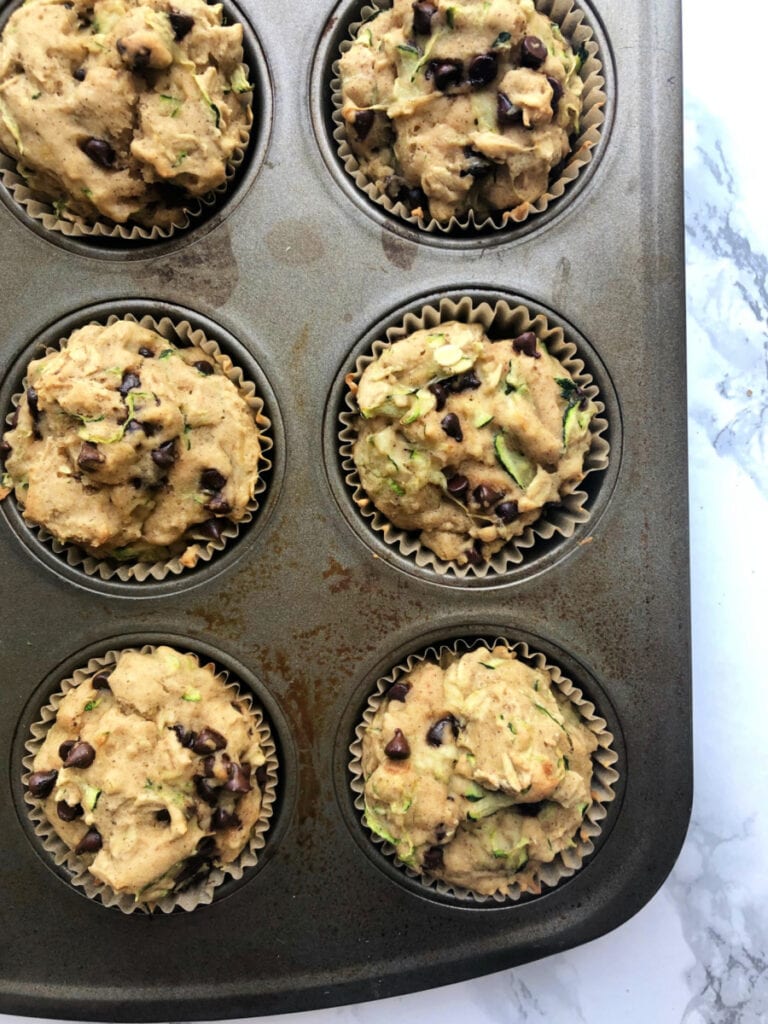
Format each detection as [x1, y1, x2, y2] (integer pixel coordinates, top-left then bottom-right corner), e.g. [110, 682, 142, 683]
[25, 646, 271, 904]
[349, 319, 596, 566]
[339, 0, 584, 223]
[0, 0, 252, 228]
[360, 644, 598, 896]
[1, 318, 263, 564]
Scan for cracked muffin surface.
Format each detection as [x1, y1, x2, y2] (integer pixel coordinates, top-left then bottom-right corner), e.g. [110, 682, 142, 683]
[0, 0, 252, 227]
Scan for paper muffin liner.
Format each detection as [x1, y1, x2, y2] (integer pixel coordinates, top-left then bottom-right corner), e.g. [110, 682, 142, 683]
[22, 644, 279, 914]
[331, 0, 606, 234]
[338, 295, 610, 578]
[2, 311, 273, 582]
[350, 636, 618, 902]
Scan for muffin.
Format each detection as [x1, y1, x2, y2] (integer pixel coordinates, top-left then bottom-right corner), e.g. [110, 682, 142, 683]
[25, 645, 275, 906]
[358, 644, 602, 896]
[347, 318, 596, 566]
[0, 317, 264, 567]
[338, 0, 585, 224]
[0, 0, 252, 230]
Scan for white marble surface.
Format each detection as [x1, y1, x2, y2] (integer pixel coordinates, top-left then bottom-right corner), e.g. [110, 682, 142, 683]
[4, 0, 766, 1020]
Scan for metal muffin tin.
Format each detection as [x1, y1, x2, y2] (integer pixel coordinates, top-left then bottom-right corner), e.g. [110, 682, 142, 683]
[0, 0, 690, 1018]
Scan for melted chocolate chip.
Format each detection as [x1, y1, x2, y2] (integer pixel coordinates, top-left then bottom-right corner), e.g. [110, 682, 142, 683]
[520, 35, 547, 69]
[547, 75, 563, 112]
[441, 412, 463, 441]
[191, 727, 227, 755]
[428, 59, 463, 91]
[429, 381, 448, 411]
[206, 493, 232, 515]
[195, 518, 224, 543]
[352, 108, 375, 141]
[118, 371, 141, 397]
[77, 441, 105, 471]
[512, 331, 540, 358]
[211, 807, 241, 830]
[446, 474, 469, 499]
[75, 827, 103, 854]
[151, 439, 177, 469]
[517, 801, 544, 817]
[73, 67, 86, 81]
[446, 370, 481, 393]
[63, 741, 96, 769]
[58, 739, 76, 762]
[426, 714, 460, 747]
[169, 8, 194, 40]
[171, 724, 196, 749]
[465, 541, 484, 565]
[497, 91, 523, 126]
[474, 483, 503, 508]
[138, 346, 155, 358]
[422, 845, 444, 870]
[57, 800, 84, 822]
[461, 148, 495, 178]
[224, 762, 252, 794]
[384, 729, 411, 760]
[0, 439, 11, 459]
[27, 769, 58, 797]
[387, 681, 411, 702]
[91, 672, 111, 690]
[116, 39, 151, 71]
[26, 386, 41, 437]
[79, 137, 116, 169]
[155, 808, 172, 823]
[496, 499, 519, 523]
[412, 1, 437, 35]
[200, 468, 227, 492]
[435, 822, 447, 842]
[194, 774, 219, 806]
[468, 52, 497, 87]
[192, 360, 214, 375]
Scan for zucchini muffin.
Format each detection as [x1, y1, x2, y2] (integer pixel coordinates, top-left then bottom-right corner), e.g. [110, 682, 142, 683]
[339, 0, 584, 223]
[0, 0, 252, 228]
[349, 319, 596, 566]
[25, 646, 273, 904]
[0, 318, 263, 565]
[360, 645, 598, 896]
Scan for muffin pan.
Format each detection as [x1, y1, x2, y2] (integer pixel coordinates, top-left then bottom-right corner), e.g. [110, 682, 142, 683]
[0, 0, 690, 1018]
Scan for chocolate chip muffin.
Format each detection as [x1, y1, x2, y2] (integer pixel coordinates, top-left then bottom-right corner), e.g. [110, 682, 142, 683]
[26, 646, 273, 904]
[359, 644, 599, 896]
[0, 318, 263, 565]
[348, 319, 596, 566]
[338, 0, 585, 223]
[0, 0, 252, 228]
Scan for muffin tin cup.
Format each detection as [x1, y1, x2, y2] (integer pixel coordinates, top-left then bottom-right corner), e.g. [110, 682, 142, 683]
[1, 309, 274, 584]
[21, 644, 279, 915]
[349, 634, 618, 903]
[329, 0, 608, 236]
[0, 0, 269, 250]
[336, 293, 611, 580]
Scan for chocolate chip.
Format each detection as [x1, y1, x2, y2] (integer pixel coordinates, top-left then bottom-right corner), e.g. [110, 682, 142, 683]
[116, 38, 151, 70]
[465, 542, 484, 565]
[352, 109, 375, 141]
[429, 381, 448, 411]
[197, 836, 217, 857]
[384, 729, 411, 760]
[171, 724, 196, 748]
[27, 770, 58, 797]
[79, 137, 117, 169]
[191, 727, 227, 756]
[151, 438, 177, 469]
[195, 518, 224, 543]
[75, 827, 102, 854]
[446, 474, 469, 499]
[58, 739, 76, 761]
[429, 59, 463, 91]
[200, 468, 227, 492]
[124, 419, 142, 434]
[441, 412, 463, 441]
[206, 493, 232, 515]
[211, 807, 241, 830]
[138, 346, 155, 358]
[0, 439, 11, 459]
[497, 91, 522, 126]
[446, 370, 481, 393]
[387, 681, 411, 702]
[461, 148, 494, 179]
[224, 762, 252, 794]
[426, 714, 460, 746]
[512, 331, 540, 358]
[520, 35, 547, 68]
[118, 371, 141, 397]
[255, 764, 269, 788]
[547, 75, 563, 112]
[203, 752, 228, 777]
[26, 387, 41, 436]
[422, 845, 444, 870]
[77, 441, 105, 471]
[73, 67, 86, 81]
[435, 823, 447, 842]
[473, 483, 502, 508]
[194, 775, 219, 806]
[91, 672, 111, 690]
[155, 808, 171, 823]
[63, 741, 96, 769]
[140, 421, 158, 438]
[468, 52, 497, 87]
[192, 360, 214, 375]
[517, 801, 544, 817]
[169, 8, 194, 40]
[412, 1, 436, 35]
[496, 499, 519, 523]
[57, 800, 84, 822]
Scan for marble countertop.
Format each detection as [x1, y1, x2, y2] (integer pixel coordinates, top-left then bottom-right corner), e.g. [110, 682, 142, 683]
[3, 0, 766, 1020]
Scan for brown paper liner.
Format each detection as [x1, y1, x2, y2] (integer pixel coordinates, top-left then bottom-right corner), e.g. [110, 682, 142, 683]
[331, 0, 606, 234]
[0, 58, 252, 243]
[350, 636, 618, 902]
[22, 645, 279, 914]
[339, 295, 609, 577]
[3, 311, 272, 582]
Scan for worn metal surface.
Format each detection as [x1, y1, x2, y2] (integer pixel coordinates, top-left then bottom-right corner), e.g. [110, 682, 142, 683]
[0, 0, 690, 1018]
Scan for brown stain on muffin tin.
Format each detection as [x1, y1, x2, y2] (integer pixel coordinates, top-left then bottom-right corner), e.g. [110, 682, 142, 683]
[381, 228, 417, 271]
[132, 226, 238, 308]
[266, 219, 325, 266]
